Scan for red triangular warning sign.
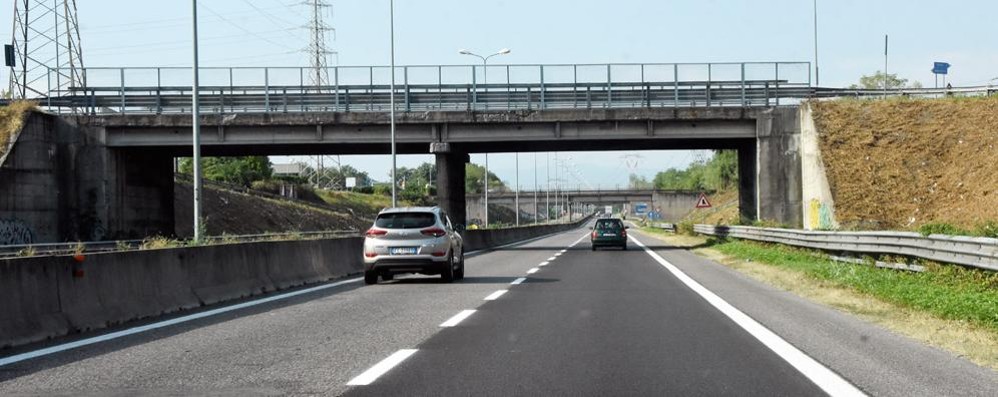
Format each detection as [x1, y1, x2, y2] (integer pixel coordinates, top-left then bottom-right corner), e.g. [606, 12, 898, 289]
[695, 192, 712, 209]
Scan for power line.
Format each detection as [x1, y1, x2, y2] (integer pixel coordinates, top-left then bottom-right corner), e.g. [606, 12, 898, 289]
[198, 2, 291, 49]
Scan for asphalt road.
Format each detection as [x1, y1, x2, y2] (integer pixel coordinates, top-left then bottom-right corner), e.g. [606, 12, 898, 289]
[1, 225, 997, 396]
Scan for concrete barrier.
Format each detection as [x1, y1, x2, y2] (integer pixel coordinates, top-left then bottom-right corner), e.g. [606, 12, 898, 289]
[0, 237, 363, 349]
[464, 215, 593, 252]
[0, 218, 592, 349]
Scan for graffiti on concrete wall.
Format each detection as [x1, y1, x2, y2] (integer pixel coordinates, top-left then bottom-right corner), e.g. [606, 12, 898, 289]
[0, 218, 34, 245]
[807, 199, 836, 230]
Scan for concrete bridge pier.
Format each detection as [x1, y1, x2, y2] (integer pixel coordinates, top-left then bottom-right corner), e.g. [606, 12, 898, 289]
[431, 143, 469, 228]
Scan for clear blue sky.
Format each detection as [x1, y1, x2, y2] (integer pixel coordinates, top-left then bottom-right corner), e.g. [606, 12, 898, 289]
[4, 0, 996, 186]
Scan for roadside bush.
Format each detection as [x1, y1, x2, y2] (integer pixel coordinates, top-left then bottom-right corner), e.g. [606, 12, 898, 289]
[974, 221, 998, 238]
[918, 222, 971, 237]
[353, 186, 374, 194]
[676, 221, 695, 236]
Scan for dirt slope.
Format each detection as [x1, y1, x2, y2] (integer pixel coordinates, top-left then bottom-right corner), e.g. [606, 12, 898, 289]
[810, 97, 998, 229]
[175, 182, 370, 238]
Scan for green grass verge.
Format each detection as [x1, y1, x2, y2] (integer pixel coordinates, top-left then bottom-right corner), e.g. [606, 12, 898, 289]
[315, 190, 395, 217]
[712, 240, 998, 333]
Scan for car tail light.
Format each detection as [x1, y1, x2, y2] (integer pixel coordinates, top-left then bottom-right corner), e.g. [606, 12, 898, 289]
[365, 252, 378, 258]
[591, 231, 597, 239]
[365, 228, 388, 238]
[621, 230, 627, 238]
[431, 251, 447, 257]
[421, 227, 447, 237]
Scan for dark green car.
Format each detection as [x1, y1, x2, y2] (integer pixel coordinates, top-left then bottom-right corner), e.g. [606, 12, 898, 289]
[591, 218, 628, 251]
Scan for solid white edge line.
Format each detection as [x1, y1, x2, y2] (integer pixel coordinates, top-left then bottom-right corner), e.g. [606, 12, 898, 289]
[439, 310, 477, 327]
[526, 268, 539, 274]
[484, 290, 508, 300]
[510, 277, 527, 285]
[628, 235, 866, 397]
[538, 261, 550, 267]
[346, 349, 418, 386]
[0, 277, 363, 368]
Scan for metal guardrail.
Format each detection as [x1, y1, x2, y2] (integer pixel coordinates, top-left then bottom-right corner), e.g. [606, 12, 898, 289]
[0, 230, 360, 259]
[694, 225, 998, 272]
[32, 62, 812, 114]
[650, 223, 677, 232]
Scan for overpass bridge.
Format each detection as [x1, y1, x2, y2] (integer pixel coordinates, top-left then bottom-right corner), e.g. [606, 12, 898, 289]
[465, 189, 708, 223]
[2, 62, 806, 242]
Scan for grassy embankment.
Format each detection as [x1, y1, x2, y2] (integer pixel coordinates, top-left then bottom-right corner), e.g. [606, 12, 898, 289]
[0, 101, 36, 159]
[639, 226, 998, 370]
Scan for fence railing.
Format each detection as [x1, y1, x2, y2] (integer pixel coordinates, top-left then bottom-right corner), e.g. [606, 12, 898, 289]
[694, 224, 998, 272]
[32, 62, 811, 114]
[0, 230, 361, 259]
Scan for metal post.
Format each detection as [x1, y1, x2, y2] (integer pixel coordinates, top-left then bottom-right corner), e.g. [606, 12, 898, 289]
[264, 68, 270, 111]
[884, 34, 889, 98]
[741, 63, 746, 106]
[389, 0, 398, 207]
[515, 152, 520, 227]
[119, 68, 125, 113]
[192, 0, 203, 241]
[813, 0, 820, 86]
[484, 153, 489, 227]
[775, 63, 780, 106]
[706, 63, 712, 107]
[540, 65, 545, 109]
[673, 64, 679, 105]
[606, 64, 612, 108]
[546, 153, 550, 221]
[534, 152, 538, 224]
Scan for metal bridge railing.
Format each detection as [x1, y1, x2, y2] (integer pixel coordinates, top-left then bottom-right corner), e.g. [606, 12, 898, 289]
[33, 62, 812, 114]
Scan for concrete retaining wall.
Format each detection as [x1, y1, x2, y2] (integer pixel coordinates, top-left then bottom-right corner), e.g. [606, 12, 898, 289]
[0, 217, 591, 349]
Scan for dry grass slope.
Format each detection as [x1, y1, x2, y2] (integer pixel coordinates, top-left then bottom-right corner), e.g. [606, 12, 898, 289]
[0, 101, 37, 160]
[810, 96, 998, 230]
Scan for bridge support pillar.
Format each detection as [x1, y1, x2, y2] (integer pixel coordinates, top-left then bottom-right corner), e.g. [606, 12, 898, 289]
[431, 143, 469, 228]
[752, 107, 803, 227]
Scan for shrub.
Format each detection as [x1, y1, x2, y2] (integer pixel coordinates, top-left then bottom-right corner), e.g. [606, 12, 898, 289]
[974, 221, 998, 239]
[918, 222, 970, 237]
[676, 221, 695, 236]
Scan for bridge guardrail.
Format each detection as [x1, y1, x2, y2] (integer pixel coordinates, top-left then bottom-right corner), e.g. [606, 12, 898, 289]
[33, 62, 812, 114]
[693, 224, 998, 272]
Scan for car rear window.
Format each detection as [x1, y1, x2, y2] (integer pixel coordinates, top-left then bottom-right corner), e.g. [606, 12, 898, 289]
[375, 212, 437, 229]
[596, 220, 623, 230]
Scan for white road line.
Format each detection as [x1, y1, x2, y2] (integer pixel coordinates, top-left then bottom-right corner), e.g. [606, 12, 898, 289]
[439, 310, 476, 327]
[629, 235, 867, 397]
[538, 261, 550, 267]
[484, 290, 508, 300]
[554, 252, 562, 257]
[510, 277, 527, 285]
[546, 256, 557, 261]
[346, 349, 418, 386]
[0, 277, 363, 368]
[526, 268, 539, 274]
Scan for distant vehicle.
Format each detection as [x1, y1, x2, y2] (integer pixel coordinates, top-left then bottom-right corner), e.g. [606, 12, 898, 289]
[362, 207, 465, 284]
[590, 218, 628, 251]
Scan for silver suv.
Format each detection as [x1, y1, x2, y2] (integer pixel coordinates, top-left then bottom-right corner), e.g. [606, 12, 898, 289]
[362, 207, 465, 284]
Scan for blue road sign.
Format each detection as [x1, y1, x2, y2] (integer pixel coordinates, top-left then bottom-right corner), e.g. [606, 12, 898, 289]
[932, 62, 950, 75]
[634, 203, 648, 215]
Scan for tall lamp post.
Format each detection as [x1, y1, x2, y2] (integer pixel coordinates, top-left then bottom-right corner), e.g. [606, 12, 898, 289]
[459, 48, 510, 227]
[389, 0, 398, 206]
[813, 0, 819, 86]
[191, 0, 203, 241]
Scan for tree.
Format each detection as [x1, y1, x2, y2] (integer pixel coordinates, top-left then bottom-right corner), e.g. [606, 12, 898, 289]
[178, 156, 273, 187]
[850, 71, 922, 90]
[628, 174, 653, 189]
[465, 163, 507, 194]
[652, 150, 738, 191]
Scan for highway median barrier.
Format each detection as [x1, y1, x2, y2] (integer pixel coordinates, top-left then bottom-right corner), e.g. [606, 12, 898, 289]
[0, 217, 592, 349]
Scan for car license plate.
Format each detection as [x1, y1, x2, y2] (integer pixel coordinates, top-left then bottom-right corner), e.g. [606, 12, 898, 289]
[390, 247, 418, 255]
[602, 233, 617, 237]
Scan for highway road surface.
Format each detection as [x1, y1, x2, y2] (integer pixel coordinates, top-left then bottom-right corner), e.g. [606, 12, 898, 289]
[2, 224, 997, 396]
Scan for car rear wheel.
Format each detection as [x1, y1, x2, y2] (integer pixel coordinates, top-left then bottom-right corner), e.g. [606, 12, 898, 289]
[364, 270, 378, 285]
[440, 254, 455, 283]
[621, 244, 627, 251]
[381, 272, 394, 281]
[454, 253, 465, 280]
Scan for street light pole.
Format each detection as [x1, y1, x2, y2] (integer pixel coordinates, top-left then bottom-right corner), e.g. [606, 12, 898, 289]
[389, 0, 398, 207]
[515, 152, 520, 227]
[191, 0, 203, 241]
[533, 152, 538, 224]
[458, 48, 510, 227]
[484, 154, 489, 227]
[813, 0, 819, 86]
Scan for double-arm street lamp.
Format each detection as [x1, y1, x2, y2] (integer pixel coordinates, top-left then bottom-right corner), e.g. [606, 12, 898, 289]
[459, 48, 510, 227]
